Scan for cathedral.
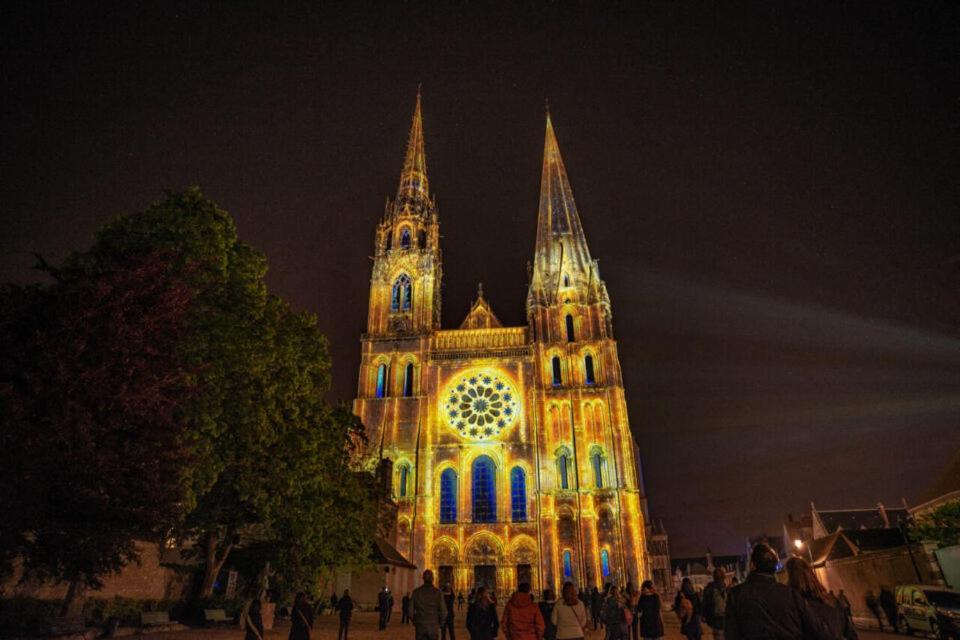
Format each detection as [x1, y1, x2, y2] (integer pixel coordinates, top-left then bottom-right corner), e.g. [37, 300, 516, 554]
[353, 93, 651, 595]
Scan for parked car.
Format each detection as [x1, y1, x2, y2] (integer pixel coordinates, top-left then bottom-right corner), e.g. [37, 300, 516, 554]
[895, 585, 960, 639]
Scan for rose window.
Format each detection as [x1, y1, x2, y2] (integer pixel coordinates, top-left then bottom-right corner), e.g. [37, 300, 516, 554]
[441, 370, 520, 441]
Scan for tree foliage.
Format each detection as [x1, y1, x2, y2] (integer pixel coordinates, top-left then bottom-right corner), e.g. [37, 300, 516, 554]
[911, 499, 960, 548]
[0, 248, 197, 615]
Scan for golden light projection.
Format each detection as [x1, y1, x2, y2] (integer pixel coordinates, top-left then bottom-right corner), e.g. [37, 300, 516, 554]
[353, 94, 651, 595]
[441, 369, 520, 440]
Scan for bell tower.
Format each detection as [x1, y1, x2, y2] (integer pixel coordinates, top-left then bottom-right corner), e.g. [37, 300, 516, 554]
[367, 90, 442, 337]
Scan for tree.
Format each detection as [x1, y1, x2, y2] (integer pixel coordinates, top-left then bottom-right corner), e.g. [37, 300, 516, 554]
[911, 500, 960, 548]
[0, 249, 197, 618]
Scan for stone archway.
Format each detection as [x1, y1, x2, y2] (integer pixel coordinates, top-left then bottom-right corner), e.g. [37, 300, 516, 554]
[508, 535, 540, 592]
[464, 532, 505, 595]
[432, 537, 459, 591]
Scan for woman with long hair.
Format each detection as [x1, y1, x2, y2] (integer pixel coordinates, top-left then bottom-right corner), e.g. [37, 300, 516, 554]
[552, 581, 588, 640]
[673, 578, 702, 640]
[637, 580, 664, 640]
[785, 557, 858, 640]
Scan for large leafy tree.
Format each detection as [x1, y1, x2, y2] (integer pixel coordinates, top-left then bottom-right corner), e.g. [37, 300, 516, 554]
[911, 500, 960, 548]
[0, 249, 197, 617]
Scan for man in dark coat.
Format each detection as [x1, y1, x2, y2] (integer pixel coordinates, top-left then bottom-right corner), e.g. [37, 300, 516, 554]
[725, 543, 831, 640]
[441, 583, 456, 640]
[412, 569, 448, 640]
[335, 589, 354, 640]
[289, 592, 314, 640]
[879, 587, 898, 632]
[378, 587, 391, 630]
[702, 567, 727, 639]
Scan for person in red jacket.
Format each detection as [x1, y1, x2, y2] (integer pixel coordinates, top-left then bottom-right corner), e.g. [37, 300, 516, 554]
[502, 582, 546, 640]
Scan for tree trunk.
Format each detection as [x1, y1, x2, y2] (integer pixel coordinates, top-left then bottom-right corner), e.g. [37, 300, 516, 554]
[197, 532, 232, 599]
[59, 577, 88, 620]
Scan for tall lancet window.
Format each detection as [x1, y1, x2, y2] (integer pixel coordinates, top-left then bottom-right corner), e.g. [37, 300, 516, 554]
[585, 355, 596, 385]
[375, 364, 388, 398]
[403, 363, 415, 397]
[392, 274, 412, 312]
[510, 466, 527, 522]
[566, 314, 575, 342]
[472, 456, 497, 523]
[557, 450, 571, 490]
[551, 356, 562, 386]
[440, 468, 457, 523]
[400, 228, 411, 249]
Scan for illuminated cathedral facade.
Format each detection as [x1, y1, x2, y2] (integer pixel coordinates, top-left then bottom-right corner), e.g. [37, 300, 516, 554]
[354, 94, 651, 594]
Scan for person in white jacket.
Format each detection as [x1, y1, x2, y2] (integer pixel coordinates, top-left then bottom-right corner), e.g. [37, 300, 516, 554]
[552, 582, 589, 640]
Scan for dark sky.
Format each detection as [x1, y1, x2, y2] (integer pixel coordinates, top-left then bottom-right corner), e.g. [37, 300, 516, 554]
[3, 2, 960, 556]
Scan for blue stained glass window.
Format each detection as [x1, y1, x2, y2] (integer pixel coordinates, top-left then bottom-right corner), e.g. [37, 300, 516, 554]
[375, 364, 387, 398]
[566, 314, 575, 342]
[558, 454, 570, 490]
[400, 228, 411, 248]
[403, 363, 414, 397]
[592, 451, 604, 488]
[601, 549, 610, 577]
[510, 467, 526, 522]
[472, 456, 497, 523]
[585, 355, 595, 385]
[440, 469, 457, 523]
[398, 465, 409, 497]
[563, 550, 573, 579]
[552, 357, 562, 386]
[392, 274, 412, 312]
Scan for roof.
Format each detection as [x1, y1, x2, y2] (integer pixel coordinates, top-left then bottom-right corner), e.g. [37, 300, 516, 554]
[371, 537, 416, 569]
[459, 284, 503, 329]
[817, 507, 908, 533]
[807, 528, 907, 566]
[670, 555, 745, 575]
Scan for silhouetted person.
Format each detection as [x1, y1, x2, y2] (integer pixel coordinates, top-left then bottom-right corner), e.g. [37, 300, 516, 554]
[378, 586, 391, 630]
[412, 569, 447, 640]
[539, 588, 557, 640]
[725, 543, 830, 640]
[336, 589, 354, 640]
[637, 580, 664, 640]
[442, 583, 456, 640]
[466, 586, 499, 640]
[674, 579, 702, 640]
[785, 557, 857, 640]
[502, 581, 545, 640]
[290, 592, 314, 640]
[245, 599, 265, 640]
[865, 590, 884, 631]
[702, 567, 728, 640]
[879, 587, 898, 632]
[591, 587, 603, 630]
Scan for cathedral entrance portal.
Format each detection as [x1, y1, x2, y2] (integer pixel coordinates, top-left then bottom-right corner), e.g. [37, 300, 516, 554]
[517, 563, 532, 587]
[438, 565, 454, 590]
[474, 565, 496, 591]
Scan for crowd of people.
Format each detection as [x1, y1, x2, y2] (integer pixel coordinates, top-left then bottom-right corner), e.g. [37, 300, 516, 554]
[244, 542, 868, 640]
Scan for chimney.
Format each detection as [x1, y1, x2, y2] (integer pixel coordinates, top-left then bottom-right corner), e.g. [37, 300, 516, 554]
[878, 502, 890, 528]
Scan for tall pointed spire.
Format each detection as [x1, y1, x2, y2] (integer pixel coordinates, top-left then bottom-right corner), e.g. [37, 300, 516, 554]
[396, 88, 430, 208]
[529, 110, 596, 304]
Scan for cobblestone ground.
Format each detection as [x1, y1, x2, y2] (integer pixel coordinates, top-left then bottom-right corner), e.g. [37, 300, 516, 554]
[137, 611, 894, 640]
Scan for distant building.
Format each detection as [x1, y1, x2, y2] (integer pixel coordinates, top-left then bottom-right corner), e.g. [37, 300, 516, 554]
[646, 520, 671, 595]
[670, 550, 745, 593]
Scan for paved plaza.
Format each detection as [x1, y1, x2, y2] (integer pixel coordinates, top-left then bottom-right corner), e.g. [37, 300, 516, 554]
[134, 611, 896, 640]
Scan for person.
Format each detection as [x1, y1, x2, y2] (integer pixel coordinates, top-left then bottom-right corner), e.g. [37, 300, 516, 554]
[290, 592, 314, 640]
[412, 569, 448, 640]
[701, 567, 727, 640]
[602, 585, 632, 640]
[879, 587, 898, 632]
[378, 586, 391, 630]
[865, 590, 884, 631]
[245, 599, 265, 640]
[335, 589, 354, 640]
[590, 587, 604, 630]
[637, 580, 664, 640]
[539, 588, 557, 640]
[785, 557, 857, 640]
[442, 583, 457, 640]
[330, 591, 339, 616]
[674, 579, 702, 640]
[466, 586, 500, 640]
[625, 582, 640, 640]
[552, 581, 589, 640]
[502, 582, 545, 640]
[725, 543, 830, 640]
[458, 591, 466, 611]
[402, 592, 412, 624]
[837, 590, 852, 621]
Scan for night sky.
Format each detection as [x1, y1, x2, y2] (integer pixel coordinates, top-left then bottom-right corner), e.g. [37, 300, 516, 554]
[3, 2, 960, 556]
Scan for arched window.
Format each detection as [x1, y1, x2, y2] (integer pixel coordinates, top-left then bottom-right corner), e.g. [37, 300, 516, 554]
[472, 456, 496, 523]
[391, 274, 412, 312]
[591, 449, 605, 488]
[440, 468, 457, 523]
[557, 452, 570, 490]
[418, 230, 427, 248]
[398, 464, 410, 498]
[551, 356, 562, 386]
[400, 228, 411, 249]
[403, 363, 415, 397]
[585, 354, 596, 385]
[601, 549, 610, 577]
[510, 467, 527, 522]
[375, 364, 388, 398]
[565, 314, 575, 342]
[563, 273, 570, 287]
[562, 550, 573, 579]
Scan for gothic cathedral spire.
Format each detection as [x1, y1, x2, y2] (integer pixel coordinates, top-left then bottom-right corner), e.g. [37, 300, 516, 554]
[395, 88, 432, 214]
[528, 111, 608, 311]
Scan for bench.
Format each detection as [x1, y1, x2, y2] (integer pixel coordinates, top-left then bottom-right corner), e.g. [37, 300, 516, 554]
[140, 611, 171, 627]
[204, 609, 231, 625]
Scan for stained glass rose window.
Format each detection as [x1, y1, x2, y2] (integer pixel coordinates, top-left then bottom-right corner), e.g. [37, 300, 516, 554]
[441, 370, 520, 440]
